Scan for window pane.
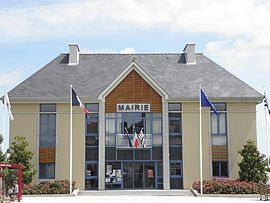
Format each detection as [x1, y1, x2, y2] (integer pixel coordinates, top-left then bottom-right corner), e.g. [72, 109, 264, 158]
[168, 103, 181, 111]
[221, 161, 228, 177]
[153, 118, 162, 134]
[169, 113, 181, 118]
[85, 104, 99, 112]
[170, 178, 183, 189]
[219, 113, 226, 134]
[86, 147, 98, 160]
[40, 104, 56, 112]
[170, 162, 182, 176]
[106, 135, 115, 146]
[153, 134, 162, 146]
[213, 103, 226, 111]
[117, 150, 133, 160]
[169, 136, 182, 145]
[39, 164, 47, 179]
[157, 162, 163, 177]
[86, 114, 98, 134]
[47, 163, 55, 179]
[106, 119, 115, 134]
[212, 135, 227, 145]
[152, 147, 162, 160]
[211, 114, 218, 134]
[105, 147, 116, 160]
[135, 150, 151, 160]
[86, 163, 98, 176]
[86, 136, 98, 146]
[212, 161, 219, 176]
[106, 113, 115, 118]
[169, 120, 181, 134]
[85, 179, 98, 190]
[40, 114, 56, 147]
[169, 147, 182, 160]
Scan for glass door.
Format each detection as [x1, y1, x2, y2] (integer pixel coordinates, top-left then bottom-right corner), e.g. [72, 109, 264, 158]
[134, 162, 144, 188]
[123, 162, 133, 189]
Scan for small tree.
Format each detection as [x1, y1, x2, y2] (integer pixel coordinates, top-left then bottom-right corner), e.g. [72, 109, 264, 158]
[0, 134, 6, 162]
[238, 139, 268, 183]
[8, 136, 37, 184]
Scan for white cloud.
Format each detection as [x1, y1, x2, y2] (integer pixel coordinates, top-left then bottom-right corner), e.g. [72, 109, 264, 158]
[0, 68, 25, 90]
[120, 47, 136, 54]
[0, 0, 269, 43]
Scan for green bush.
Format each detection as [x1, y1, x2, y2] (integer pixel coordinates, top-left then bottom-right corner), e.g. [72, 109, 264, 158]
[23, 180, 76, 195]
[192, 178, 260, 194]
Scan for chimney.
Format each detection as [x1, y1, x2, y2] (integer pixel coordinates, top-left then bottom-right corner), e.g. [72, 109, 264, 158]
[68, 43, 80, 65]
[183, 43, 196, 64]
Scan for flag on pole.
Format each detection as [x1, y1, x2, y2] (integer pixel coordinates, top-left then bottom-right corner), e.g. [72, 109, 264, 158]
[125, 127, 133, 148]
[133, 126, 139, 148]
[139, 128, 145, 148]
[264, 95, 270, 115]
[200, 89, 218, 114]
[2, 90, 14, 120]
[72, 88, 90, 114]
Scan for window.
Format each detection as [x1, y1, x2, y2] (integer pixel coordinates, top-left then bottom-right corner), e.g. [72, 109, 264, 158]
[40, 104, 56, 147]
[211, 103, 227, 145]
[168, 103, 183, 189]
[39, 163, 55, 179]
[212, 161, 228, 177]
[85, 104, 99, 190]
[168, 103, 181, 111]
[39, 104, 56, 179]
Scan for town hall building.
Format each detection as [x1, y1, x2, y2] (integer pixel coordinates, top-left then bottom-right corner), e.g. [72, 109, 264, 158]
[8, 43, 262, 190]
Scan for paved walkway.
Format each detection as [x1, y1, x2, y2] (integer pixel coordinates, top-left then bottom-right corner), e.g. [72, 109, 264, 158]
[20, 195, 260, 203]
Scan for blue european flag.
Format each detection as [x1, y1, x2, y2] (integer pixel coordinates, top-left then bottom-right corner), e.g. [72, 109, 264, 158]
[200, 89, 218, 114]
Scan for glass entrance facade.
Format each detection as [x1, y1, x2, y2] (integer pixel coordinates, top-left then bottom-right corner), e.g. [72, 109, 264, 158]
[105, 112, 163, 189]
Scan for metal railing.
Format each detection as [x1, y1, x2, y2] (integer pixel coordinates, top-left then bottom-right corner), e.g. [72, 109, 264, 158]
[116, 134, 152, 148]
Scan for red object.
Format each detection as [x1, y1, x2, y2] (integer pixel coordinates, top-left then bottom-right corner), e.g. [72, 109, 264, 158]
[134, 138, 139, 148]
[0, 162, 23, 202]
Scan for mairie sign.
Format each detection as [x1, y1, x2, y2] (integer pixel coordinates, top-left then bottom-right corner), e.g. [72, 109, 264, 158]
[117, 103, 150, 112]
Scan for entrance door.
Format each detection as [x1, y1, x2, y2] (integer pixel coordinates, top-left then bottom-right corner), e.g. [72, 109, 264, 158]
[134, 162, 144, 188]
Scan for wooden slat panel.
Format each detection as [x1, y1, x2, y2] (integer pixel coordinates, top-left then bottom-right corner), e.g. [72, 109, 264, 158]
[212, 145, 228, 161]
[105, 69, 162, 113]
[39, 147, 55, 163]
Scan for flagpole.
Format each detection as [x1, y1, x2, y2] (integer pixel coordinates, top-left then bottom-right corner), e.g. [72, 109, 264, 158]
[264, 90, 269, 167]
[199, 85, 203, 195]
[2, 86, 6, 151]
[69, 84, 73, 194]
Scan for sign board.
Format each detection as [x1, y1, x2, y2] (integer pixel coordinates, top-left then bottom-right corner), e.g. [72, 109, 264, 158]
[117, 103, 150, 112]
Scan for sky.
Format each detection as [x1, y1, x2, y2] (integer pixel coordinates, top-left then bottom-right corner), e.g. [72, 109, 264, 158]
[0, 0, 270, 154]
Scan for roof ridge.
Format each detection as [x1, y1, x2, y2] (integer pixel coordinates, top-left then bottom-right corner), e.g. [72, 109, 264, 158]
[60, 53, 204, 55]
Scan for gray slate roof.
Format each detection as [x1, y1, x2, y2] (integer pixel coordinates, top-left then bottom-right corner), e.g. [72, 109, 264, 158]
[8, 53, 263, 101]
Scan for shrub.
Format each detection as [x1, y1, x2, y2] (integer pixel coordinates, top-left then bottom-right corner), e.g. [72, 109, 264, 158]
[22, 180, 76, 195]
[192, 178, 260, 194]
[238, 139, 268, 183]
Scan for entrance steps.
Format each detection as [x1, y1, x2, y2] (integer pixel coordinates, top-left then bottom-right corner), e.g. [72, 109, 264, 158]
[78, 190, 194, 196]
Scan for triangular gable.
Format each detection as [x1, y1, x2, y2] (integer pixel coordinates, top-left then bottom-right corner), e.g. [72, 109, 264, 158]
[98, 61, 168, 101]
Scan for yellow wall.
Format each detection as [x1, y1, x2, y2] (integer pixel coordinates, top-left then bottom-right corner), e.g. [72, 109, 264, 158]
[227, 102, 257, 179]
[56, 104, 85, 189]
[182, 102, 211, 189]
[9, 104, 39, 183]
[9, 103, 85, 189]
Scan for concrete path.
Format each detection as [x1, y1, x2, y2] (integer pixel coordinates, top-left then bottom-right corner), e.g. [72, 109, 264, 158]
[20, 195, 260, 203]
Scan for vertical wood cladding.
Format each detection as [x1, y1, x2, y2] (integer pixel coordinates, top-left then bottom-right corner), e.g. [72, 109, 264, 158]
[105, 70, 162, 113]
[212, 145, 228, 161]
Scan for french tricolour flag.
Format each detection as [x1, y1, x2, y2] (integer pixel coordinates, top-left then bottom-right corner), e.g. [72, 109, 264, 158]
[72, 88, 90, 114]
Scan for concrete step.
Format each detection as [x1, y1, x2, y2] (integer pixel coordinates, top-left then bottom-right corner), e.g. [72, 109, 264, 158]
[78, 190, 194, 196]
